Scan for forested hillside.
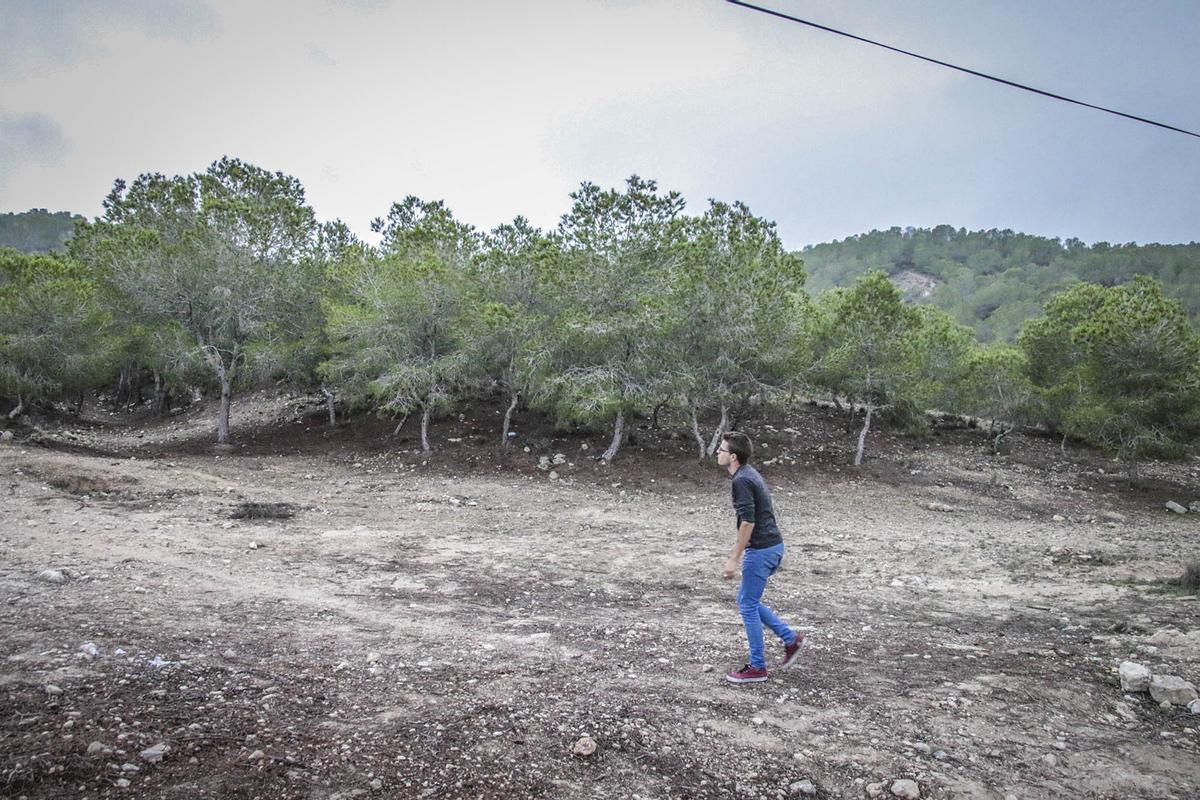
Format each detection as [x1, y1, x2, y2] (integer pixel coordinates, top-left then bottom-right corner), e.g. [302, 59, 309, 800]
[0, 209, 82, 253]
[800, 226, 1200, 342]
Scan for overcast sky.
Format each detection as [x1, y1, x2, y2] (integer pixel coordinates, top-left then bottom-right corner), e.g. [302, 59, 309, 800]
[2, 0, 1198, 249]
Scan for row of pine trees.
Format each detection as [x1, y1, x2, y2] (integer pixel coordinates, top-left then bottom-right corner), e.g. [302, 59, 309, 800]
[2, 159, 1198, 476]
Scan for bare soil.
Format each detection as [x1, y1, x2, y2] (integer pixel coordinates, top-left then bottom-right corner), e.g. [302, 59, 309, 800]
[2, 392, 1199, 799]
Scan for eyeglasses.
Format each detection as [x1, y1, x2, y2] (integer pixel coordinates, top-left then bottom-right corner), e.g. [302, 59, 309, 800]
[716, 447, 731, 455]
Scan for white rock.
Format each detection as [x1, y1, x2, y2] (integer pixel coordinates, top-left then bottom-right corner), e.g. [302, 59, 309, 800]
[1147, 629, 1183, 646]
[1149, 675, 1198, 706]
[87, 741, 105, 755]
[549, 470, 559, 480]
[1118, 661, 1152, 692]
[572, 735, 597, 756]
[115, 778, 131, 788]
[248, 541, 259, 550]
[248, 749, 265, 761]
[1189, 501, 1200, 513]
[44, 684, 63, 696]
[37, 569, 68, 584]
[890, 778, 920, 799]
[1187, 698, 1200, 714]
[140, 742, 169, 763]
[1165, 501, 1187, 514]
[866, 783, 887, 799]
[1052, 514, 1066, 522]
[366, 652, 381, 663]
[926, 502, 956, 513]
[1042, 754, 1058, 767]
[790, 779, 817, 796]
[80, 642, 99, 658]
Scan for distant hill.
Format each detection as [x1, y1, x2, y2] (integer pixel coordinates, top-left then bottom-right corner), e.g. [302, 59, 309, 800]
[0, 209, 83, 253]
[799, 226, 1199, 342]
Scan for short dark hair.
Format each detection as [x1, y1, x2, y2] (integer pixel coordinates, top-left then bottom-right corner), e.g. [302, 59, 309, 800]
[722, 431, 752, 465]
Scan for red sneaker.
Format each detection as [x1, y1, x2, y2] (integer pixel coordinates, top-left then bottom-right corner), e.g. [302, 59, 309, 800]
[725, 663, 768, 684]
[779, 634, 808, 669]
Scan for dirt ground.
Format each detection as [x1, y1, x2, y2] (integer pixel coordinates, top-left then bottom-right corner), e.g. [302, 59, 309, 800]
[2, 391, 1199, 800]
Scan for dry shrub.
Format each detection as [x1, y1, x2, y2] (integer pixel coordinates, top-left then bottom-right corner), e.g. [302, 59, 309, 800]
[230, 502, 295, 520]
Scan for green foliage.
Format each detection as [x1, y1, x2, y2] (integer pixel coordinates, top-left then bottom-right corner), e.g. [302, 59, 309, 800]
[534, 176, 685, 456]
[1019, 276, 1200, 474]
[0, 249, 114, 407]
[0, 210, 82, 253]
[70, 157, 324, 441]
[322, 198, 476, 446]
[663, 200, 807, 450]
[802, 226, 1200, 342]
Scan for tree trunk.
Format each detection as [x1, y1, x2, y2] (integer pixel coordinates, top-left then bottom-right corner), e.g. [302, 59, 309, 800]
[1127, 459, 1140, 484]
[7, 393, 23, 420]
[993, 425, 1012, 455]
[152, 371, 169, 416]
[854, 403, 873, 466]
[321, 386, 336, 426]
[420, 406, 431, 452]
[601, 410, 625, 462]
[75, 392, 85, 416]
[1060, 432, 1068, 456]
[501, 391, 519, 448]
[689, 405, 706, 461]
[705, 404, 729, 456]
[217, 373, 232, 444]
[845, 398, 857, 434]
[651, 399, 669, 430]
[392, 413, 409, 437]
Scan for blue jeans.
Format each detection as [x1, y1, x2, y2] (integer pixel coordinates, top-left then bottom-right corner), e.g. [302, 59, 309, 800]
[737, 543, 795, 669]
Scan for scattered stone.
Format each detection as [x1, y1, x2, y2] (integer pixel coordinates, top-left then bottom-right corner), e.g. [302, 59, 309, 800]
[751, 716, 765, 726]
[1052, 514, 1065, 522]
[370, 779, 383, 790]
[37, 569, 69, 584]
[140, 742, 169, 763]
[223, 649, 236, 659]
[1119, 661, 1152, 692]
[366, 652, 381, 663]
[0, 430, 12, 442]
[537, 456, 551, 470]
[1187, 698, 1200, 714]
[911, 742, 932, 754]
[1099, 510, 1127, 523]
[44, 684, 62, 696]
[1189, 501, 1200, 513]
[1149, 675, 1198, 706]
[1042, 754, 1058, 768]
[87, 741, 105, 755]
[552, 453, 567, 465]
[572, 735, 597, 756]
[80, 642, 99, 659]
[1165, 501, 1187, 514]
[248, 749, 265, 762]
[1147, 629, 1183, 646]
[700, 664, 714, 673]
[248, 541, 259, 550]
[549, 470, 559, 480]
[866, 782, 887, 799]
[115, 778, 131, 788]
[789, 778, 817, 796]
[890, 778, 920, 799]
[932, 750, 949, 761]
[926, 502, 956, 513]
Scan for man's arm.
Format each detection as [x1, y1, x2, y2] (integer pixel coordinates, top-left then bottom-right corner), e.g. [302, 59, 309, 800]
[723, 521, 755, 579]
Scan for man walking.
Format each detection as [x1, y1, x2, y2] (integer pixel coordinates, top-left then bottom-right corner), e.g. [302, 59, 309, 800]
[717, 431, 805, 683]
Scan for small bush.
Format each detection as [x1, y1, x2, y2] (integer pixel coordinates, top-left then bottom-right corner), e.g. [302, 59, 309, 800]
[1181, 562, 1200, 593]
[231, 502, 295, 520]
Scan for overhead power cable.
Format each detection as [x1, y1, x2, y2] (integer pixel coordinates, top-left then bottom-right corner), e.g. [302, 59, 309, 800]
[724, 0, 1200, 139]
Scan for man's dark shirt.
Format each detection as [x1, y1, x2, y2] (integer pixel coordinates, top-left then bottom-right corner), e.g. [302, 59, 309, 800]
[730, 464, 783, 549]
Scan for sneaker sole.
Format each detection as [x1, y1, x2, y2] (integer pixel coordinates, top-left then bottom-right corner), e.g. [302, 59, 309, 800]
[725, 674, 768, 684]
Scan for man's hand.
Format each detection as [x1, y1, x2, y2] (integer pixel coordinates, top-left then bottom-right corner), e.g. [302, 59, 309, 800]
[722, 557, 738, 580]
